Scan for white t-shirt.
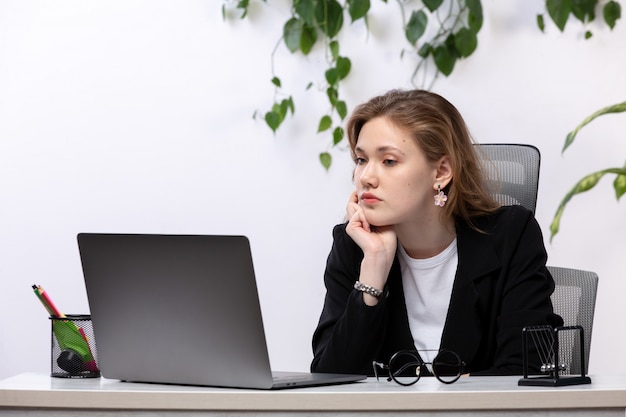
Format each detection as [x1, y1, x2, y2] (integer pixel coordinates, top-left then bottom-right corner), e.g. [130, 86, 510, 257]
[398, 238, 458, 363]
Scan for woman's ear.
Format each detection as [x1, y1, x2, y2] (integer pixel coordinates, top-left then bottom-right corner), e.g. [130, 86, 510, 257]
[434, 155, 453, 190]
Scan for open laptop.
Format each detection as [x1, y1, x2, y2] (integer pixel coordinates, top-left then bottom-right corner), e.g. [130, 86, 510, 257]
[77, 233, 366, 389]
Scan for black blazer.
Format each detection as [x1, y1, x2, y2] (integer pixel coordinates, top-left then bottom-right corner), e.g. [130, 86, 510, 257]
[311, 205, 563, 376]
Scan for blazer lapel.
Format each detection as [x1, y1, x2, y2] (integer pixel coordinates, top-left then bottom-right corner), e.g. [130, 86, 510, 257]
[440, 224, 500, 366]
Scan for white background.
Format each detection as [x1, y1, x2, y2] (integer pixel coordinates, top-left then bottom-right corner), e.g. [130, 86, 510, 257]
[1, 0, 625, 379]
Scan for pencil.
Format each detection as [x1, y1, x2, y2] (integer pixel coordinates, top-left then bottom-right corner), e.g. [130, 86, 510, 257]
[32, 284, 54, 316]
[32, 284, 65, 318]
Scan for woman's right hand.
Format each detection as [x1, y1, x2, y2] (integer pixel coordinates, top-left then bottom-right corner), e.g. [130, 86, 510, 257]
[345, 192, 397, 304]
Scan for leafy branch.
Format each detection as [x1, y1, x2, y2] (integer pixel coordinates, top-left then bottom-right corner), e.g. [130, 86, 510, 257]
[535, 0, 624, 241]
[549, 101, 626, 241]
[221, 1, 621, 172]
[537, 0, 621, 39]
[222, 0, 483, 170]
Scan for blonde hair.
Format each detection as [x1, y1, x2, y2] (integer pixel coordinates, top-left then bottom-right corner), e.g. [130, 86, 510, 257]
[347, 89, 500, 226]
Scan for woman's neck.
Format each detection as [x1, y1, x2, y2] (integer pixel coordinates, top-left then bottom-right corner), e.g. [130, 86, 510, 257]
[395, 217, 456, 259]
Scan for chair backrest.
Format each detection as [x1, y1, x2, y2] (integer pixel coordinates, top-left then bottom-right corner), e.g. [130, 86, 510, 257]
[474, 145, 598, 374]
[474, 144, 540, 213]
[547, 266, 599, 375]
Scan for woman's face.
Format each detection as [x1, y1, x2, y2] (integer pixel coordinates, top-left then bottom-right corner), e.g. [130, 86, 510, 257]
[353, 116, 441, 227]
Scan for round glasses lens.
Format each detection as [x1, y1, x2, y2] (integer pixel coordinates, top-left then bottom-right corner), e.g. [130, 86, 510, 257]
[432, 350, 462, 384]
[389, 351, 422, 386]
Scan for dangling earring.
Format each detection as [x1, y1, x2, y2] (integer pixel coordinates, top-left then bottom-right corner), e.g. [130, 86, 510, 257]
[434, 184, 447, 207]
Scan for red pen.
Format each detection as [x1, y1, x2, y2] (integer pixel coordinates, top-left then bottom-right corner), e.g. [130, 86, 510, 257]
[77, 327, 99, 372]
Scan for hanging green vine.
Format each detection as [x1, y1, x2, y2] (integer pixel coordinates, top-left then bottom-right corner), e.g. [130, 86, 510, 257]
[222, 0, 483, 170]
[222, 0, 620, 170]
[537, 0, 621, 39]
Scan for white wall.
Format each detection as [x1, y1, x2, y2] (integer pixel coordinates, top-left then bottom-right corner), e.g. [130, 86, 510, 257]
[1, 0, 624, 379]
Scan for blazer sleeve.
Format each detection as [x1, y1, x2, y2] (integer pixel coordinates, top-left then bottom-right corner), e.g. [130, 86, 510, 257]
[310, 224, 390, 375]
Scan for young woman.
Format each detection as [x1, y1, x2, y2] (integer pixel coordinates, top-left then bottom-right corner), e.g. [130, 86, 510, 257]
[311, 89, 562, 376]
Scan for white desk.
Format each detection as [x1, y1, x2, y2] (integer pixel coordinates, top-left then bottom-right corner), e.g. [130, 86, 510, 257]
[1, 373, 626, 416]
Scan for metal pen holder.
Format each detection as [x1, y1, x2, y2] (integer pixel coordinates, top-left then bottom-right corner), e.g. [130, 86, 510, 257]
[50, 314, 100, 378]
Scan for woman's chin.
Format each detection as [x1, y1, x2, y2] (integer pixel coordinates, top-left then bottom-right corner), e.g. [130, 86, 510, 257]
[360, 209, 396, 228]
[367, 218, 394, 228]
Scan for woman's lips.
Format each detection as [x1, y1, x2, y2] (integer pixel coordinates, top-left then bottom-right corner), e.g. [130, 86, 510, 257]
[360, 192, 381, 205]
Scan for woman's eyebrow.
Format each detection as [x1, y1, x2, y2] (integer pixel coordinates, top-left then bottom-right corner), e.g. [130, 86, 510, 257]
[354, 145, 406, 155]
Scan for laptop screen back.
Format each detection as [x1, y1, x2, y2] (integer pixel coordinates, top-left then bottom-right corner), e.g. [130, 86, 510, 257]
[78, 233, 276, 388]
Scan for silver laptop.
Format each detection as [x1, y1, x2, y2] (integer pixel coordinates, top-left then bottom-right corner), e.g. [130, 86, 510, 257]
[77, 233, 365, 389]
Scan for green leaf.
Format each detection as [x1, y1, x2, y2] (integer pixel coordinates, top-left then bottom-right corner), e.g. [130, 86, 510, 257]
[466, 0, 484, 32]
[272, 102, 287, 121]
[318, 115, 332, 132]
[284, 18, 303, 53]
[237, 0, 250, 9]
[405, 10, 427, 45]
[327, 87, 338, 106]
[325, 67, 338, 85]
[300, 23, 318, 54]
[224, 0, 249, 19]
[444, 33, 459, 51]
[265, 98, 294, 132]
[547, 0, 572, 31]
[571, 0, 597, 23]
[423, 0, 444, 13]
[285, 96, 295, 115]
[614, 167, 626, 199]
[333, 126, 344, 145]
[271, 76, 281, 87]
[315, 0, 344, 38]
[585, 30, 593, 39]
[336, 100, 348, 120]
[336, 56, 351, 80]
[454, 27, 478, 58]
[537, 14, 546, 32]
[550, 167, 626, 241]
[604, 1, 622, 29]
[265, 111, 281, 133]
[320, 152, 332, 170]
[433, 45, 456, 76]
[417, 42, 432, 58]
[295, 0, 316, 26]
[348, 0, 370, 22]
[563, 101, 626, 152]
[329, 40, 339, 60]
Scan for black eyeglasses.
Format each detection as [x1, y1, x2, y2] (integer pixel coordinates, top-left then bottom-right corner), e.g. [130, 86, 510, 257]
[372, 349, 465, 386]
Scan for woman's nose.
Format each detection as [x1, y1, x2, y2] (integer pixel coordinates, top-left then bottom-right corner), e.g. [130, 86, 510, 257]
[358, 163, 378, 188]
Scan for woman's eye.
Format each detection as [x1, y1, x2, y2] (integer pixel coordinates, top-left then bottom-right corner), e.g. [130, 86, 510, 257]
[383, 159, 397, 167]
[354, 157, 366, 165]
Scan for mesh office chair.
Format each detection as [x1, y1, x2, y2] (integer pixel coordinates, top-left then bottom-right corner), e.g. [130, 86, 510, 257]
[474, 143, 598, 375]
[474, 143, 540, 213]
[547, 266, 599, 375]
